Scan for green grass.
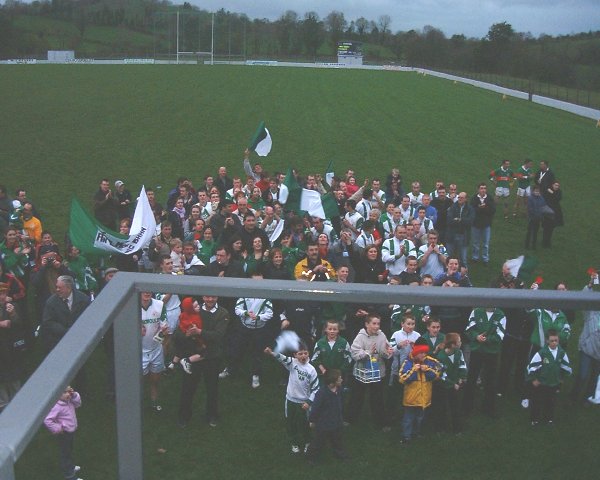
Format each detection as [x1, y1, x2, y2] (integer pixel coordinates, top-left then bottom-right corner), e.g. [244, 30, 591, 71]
[2, 65, 600, 479]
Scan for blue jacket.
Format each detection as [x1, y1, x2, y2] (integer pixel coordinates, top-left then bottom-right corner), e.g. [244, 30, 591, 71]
[308, 386, 343, 431]
[527, 194, 547, 220]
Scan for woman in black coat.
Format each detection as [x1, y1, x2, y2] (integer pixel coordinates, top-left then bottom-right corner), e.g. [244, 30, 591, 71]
[349, 245, 387, 285]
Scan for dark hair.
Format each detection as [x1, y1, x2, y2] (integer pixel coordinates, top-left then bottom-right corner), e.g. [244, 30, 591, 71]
[323, 369, 342, 386]
[182, 241, 196, 250]
[362, 220, 375, 231]
[216, 244, 232, 255]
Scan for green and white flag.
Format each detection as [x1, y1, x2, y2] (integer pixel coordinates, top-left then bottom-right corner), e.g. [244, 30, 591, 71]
[505, 254, 538, 283]
[248, 120, 272, 157]
[268, 219, 285, 246]
[283, 167, 303, 213]
[299, 189, 340, 220]
[324, 160, 335, 188]
[69, 186, 156, 256]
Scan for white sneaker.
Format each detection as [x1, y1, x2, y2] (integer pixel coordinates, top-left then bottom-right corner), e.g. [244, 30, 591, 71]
[74, 466, 81, 473]
[218, 368, 230, 379]
[180, 358, 192, 374]
[521, 399, 529, 409]
[252, 375, 260, 389]
[304, 443, 310, 453]
[291, 445, 300, 454]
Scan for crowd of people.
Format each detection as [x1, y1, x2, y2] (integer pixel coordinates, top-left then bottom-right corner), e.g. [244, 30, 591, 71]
[0, 153, 598, 474]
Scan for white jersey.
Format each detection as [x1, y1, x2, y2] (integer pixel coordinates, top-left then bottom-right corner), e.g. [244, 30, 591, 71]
[355, 231, 375, 250]
[408, 192, 424, 207]
[371, 189, 386, 207]
[344, 211, 364, 240]
[383, 217, 403, 239]
[381, 238, 416, 275]
[272, 352, 319, 404]
[155, 273, 181, 312]
[355, 198, 372, 219]
[141, 298, 167, 353]
[399, 206, 416, 223]
[310, 224, 338, 243]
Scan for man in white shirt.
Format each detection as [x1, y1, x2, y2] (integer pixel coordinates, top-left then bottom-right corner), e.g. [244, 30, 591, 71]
[381, 224, 416, 276]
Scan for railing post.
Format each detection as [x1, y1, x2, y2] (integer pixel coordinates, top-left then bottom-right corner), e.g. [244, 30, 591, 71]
[0, 446, 16, 480]
[113, 289, 143, 480]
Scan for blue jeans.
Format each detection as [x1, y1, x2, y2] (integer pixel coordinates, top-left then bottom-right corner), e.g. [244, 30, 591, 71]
[471, 226, 491, 262]
[402, 406, 425, 440]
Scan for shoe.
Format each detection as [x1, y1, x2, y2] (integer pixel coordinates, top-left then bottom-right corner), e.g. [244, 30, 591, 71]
[304, 443, 310, 453]
[73, 466, 81, 474]
[218, 368, 230, 379]
[291, 445, 300, 454]
[167, 362, 176, 370]
[252, 375, 260, 389]
[547, 420, 554, 426]
[152, 403, 162, 413]
[521, 399, 529, 409]
[180, 358, 192, 375]
[208, 418, 218, 427]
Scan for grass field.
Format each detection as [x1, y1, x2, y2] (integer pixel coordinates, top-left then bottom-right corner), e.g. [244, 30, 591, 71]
[2, 64, 600, 479]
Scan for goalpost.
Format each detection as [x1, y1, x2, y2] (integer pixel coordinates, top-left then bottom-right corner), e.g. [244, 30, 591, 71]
[174, 11, 214, 65]
[154, 10, 214, 64]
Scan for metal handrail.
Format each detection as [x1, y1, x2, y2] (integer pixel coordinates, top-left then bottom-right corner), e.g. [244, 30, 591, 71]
[0, 273, 598, 479]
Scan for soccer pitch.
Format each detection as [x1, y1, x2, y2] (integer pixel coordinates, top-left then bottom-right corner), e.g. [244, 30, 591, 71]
[2, 64, 600, 479]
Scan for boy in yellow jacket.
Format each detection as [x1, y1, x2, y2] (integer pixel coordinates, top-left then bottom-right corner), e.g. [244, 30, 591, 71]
[399, 337, 442, 443]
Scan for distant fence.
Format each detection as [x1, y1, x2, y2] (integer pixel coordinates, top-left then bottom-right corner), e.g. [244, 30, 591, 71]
[436, 69, 600, 111]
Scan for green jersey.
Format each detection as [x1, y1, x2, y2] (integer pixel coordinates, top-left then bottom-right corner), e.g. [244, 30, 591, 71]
[526, 344, 571, 387]
[515, 165, 533, 189]
[466, 308, 506, 354]
[489, 166, 514, 188]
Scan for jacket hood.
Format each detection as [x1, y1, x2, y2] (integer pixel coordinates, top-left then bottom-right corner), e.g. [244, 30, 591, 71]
[181, 297, 196, 314]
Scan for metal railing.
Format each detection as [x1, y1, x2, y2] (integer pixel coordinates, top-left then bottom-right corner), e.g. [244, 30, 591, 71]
[1, 273, 599, 479]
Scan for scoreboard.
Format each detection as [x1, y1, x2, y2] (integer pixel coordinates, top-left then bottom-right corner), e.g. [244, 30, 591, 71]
[337, 41, 363, 65]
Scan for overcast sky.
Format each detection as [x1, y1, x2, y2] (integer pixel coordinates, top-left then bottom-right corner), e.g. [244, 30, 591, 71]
[189, 0, 599, 38]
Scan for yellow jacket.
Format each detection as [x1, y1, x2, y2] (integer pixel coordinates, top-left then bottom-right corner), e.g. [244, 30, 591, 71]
[294, 258, 337, 281]
[398, 356, 441, 408]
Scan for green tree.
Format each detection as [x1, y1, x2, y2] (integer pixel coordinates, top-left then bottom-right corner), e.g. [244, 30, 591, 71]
[325, 10, 346, 50]
[302, 11, 323, 59]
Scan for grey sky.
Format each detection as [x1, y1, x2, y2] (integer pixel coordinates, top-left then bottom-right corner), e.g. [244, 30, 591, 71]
[189, 0, 600, 38]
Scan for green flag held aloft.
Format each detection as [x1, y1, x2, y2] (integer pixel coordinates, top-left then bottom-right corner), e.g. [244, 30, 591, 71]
[248, 121, 272, 157]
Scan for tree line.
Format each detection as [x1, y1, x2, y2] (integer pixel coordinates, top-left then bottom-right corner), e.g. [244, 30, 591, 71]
[1, 0, 599, 90]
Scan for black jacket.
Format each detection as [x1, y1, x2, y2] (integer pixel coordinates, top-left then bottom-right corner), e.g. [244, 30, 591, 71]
[39, 289, 90, 353]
